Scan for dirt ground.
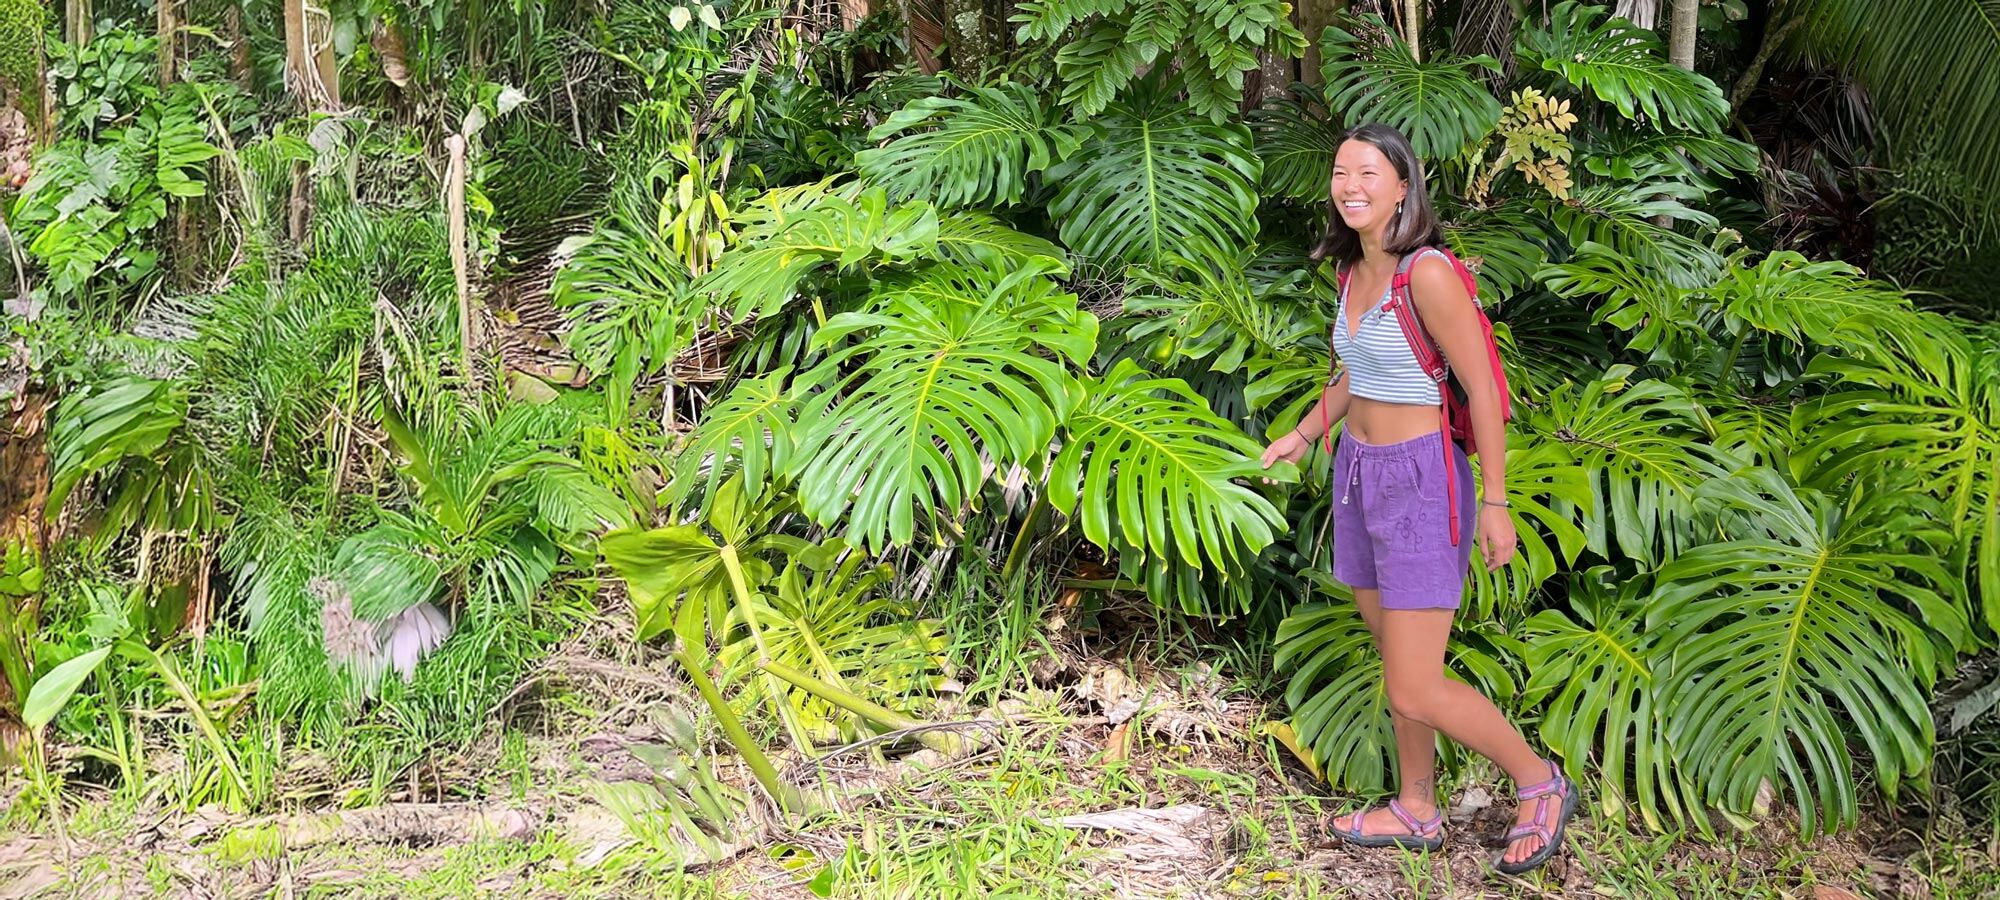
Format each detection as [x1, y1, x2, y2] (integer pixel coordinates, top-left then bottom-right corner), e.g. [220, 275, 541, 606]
[0, 618, 1989, 899]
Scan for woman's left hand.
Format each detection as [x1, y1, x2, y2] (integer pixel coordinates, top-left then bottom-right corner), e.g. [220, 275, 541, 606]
[1477, 504, 1517, 571]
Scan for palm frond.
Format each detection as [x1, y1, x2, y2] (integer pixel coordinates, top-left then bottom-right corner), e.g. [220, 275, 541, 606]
[1781, 0, 2000, 206]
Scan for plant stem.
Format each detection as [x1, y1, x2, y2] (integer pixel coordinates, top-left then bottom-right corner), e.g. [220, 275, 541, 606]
[757, 659, 967, 754]
[122, 640, 250, 806]
[671, 646, 803, 815]
[1001, 485, 1050, 580]
[717, 545, 813, 754]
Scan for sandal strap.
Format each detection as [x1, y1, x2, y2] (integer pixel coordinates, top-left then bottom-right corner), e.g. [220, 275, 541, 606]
[1386, 799, 1442, 837]
[1516, 759, 1569, 800]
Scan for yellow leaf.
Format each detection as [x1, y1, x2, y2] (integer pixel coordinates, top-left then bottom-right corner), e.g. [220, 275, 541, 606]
[1257, 720, 1324, 782]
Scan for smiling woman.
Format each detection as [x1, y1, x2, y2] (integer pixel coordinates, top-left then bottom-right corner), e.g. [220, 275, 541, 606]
[1257, 123, 1574, 876]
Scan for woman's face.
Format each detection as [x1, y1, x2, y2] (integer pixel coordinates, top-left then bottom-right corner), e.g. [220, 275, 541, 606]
[1330, 139, 1408, 238]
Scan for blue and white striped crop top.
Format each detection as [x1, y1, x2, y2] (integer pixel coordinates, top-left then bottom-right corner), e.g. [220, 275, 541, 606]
[1332, 265, 1442, 406]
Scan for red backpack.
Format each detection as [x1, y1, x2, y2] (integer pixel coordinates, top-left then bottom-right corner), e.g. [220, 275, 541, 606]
[1326, 245, 1512, 546]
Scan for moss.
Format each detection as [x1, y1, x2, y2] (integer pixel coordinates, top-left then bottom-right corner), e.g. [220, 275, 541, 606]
[0, 0, 45, 98]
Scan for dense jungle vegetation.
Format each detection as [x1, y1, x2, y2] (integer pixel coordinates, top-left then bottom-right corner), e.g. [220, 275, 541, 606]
[2, 0, 1999, 896]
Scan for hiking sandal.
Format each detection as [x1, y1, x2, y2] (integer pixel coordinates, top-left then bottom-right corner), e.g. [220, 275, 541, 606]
[1493, 759, 1580, 876]
[1328, 798, 1446, 852]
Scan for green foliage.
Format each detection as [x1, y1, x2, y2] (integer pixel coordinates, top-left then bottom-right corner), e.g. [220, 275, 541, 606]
[1320, 18, 1503, 161]
[1649, 468, 1968, 836]
[0, 0, 43, 99]
[856, 79, 1089, 208]
[1010, 0, 1306, 122]
[1046, 84, 1260, 267]
[1515, 2, 1728, 134]
[1780, 0, 2000, 212]
[791, 260, 1093, 553]
[1051, 358, 1288, 574]
[10, 83, 220, 299]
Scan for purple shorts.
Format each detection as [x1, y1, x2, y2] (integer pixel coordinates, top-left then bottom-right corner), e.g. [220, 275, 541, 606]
[1330, 429, 1476, 610]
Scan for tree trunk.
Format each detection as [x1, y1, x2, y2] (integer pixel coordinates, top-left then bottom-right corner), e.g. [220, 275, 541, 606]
[65, 0, 90, 45]
[226, 4, 251, 90]
[942, 0, 994, 74]
[840, 0, 871, 30]
[282, 0, 339, 109]
[1668, 0, 1697, 69]
[1659, 0, 1698, 227]
[157, 0, 177, 87]
[1401, 0, 1422, 60]
[0, 390, 52, 764]
[1294, 0, 1347, 86]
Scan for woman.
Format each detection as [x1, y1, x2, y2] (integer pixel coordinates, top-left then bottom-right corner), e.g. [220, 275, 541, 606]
[1258, 123, 1577, 875]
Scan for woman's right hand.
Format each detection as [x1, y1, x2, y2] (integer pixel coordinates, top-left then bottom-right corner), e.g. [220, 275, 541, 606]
[1261, 429, 1313, 469]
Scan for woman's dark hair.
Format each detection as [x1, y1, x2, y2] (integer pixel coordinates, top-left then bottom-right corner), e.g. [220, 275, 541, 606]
[1308, 123, 1444, 267]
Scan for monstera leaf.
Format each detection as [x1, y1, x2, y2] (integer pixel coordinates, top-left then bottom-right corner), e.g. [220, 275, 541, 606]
[934, 211, 1070, 269]
[1049, 358, 1288, 573]
[1521, 568, 1693, 832]
[695, 187, 941, 323]
[1046, 86, 1260, 267]
[1539, 241, 1713, 363]
[856, 79, 1089, 208]
[666, 367, 802, 513]
[1542, 185, 1723, 290]
[790, 261, 1096, 553]
[1321, 17, 1503, 161]
[1516, 1, 1728, 133]
[1249, 91, 1345, 203]
[1121, 247, 1327, 376]
[1796, 320, 2000, 628]
[1526, 369, 1734, 567]
[1647, 467, 1969, 836]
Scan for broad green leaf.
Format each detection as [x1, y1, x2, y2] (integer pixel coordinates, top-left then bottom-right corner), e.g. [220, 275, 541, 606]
[792, 262, 1092, 553]
[1521, 570, 1693, 832]
[1050, 358, 1287, 572]
[1046, 87, 1260, 268]
[1249, 91, 1344, 203]
[1648, 467, 1966, 836]
[1524, 373, 1732, 566]
[1321, 17, 1503, 161]
[1517, 1, 1729, 133]
[857, 80, 1090, 208]
[23, 646, 114, 731]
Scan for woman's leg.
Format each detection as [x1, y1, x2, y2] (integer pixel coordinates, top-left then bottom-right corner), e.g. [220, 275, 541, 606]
[1378, 608, 1556, 866]
[1331, 588, 1442, 839]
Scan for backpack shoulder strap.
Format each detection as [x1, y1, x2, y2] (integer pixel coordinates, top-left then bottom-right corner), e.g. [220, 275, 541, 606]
[1387, 247, 1452, 381]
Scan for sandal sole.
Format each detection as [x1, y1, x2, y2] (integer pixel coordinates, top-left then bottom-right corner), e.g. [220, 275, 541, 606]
[1491, 779, 1581, 876]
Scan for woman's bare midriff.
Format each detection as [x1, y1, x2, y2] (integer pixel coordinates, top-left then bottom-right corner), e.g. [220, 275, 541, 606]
[1342, 396, 1444, 445]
